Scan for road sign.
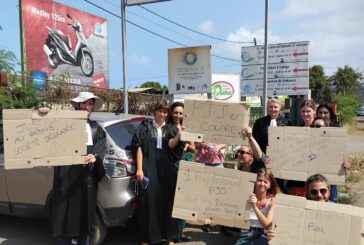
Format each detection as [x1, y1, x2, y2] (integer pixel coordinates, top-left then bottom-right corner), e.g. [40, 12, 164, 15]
[241, 41, 309, 65]
[241, 41, 309, 96]
[241, 62, 308, 80]
[242, 77, 309, 96]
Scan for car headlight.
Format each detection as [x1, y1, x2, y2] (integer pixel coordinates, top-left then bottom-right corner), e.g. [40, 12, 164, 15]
[104, 158, 127, 178]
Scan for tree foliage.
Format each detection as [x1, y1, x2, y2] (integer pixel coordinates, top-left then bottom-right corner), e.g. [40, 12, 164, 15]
[309, 65, 332, 103]
[140, 81, 163, 91]
[0, 48, 19, 72]
[333, 94, 361, 125]
[0, 77, 41, 113]
[331, 65, 361, 96]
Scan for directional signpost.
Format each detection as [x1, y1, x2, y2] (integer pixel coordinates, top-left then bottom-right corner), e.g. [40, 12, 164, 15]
[241, 41, 309, 96]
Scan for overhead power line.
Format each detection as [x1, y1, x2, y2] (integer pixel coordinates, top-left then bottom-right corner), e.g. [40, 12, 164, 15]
[139, 5, 253, 44]
[84, 0, 241, 62]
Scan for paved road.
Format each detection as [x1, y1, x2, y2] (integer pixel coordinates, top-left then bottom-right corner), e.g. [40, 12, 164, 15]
[0, 215, 238, 245]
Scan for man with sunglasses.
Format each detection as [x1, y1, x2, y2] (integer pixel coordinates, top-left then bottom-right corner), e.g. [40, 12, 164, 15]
[306, 174, 331, 202]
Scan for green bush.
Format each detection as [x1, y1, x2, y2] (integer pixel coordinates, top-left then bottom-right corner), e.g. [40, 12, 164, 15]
[333, 95, 361, 125]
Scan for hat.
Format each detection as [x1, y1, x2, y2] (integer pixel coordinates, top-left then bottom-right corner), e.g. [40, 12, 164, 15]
[70, 92, 103, 111]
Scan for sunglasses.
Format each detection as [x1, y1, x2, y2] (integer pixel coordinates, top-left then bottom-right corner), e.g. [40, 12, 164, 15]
[236, 150, 253, 156]
[309, 188, 328, 196]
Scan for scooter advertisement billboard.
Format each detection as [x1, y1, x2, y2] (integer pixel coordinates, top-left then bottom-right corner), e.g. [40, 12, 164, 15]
[21, 0, 109, 88]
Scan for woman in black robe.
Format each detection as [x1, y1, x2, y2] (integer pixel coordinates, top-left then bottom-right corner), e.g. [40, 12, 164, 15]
[131, 101, 176, 245]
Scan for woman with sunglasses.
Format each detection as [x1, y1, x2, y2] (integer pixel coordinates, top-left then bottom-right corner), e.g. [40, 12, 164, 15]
[235, 168, 281, 245]
[236, 127, 267, 173]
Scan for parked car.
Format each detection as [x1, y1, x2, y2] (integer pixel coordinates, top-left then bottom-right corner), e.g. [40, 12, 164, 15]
[0, 112, 146, 244]
[357, 107, 364, 116]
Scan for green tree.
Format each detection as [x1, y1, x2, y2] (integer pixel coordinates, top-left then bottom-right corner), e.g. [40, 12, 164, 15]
[333, 94, 361, 125]
[0, 48, 19, 72]
[140, 81, 163, 91]
[309, 65, 332, 103]
[330, 65, 361, 96]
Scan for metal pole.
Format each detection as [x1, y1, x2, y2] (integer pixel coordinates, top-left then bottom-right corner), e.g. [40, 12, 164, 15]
[262, 0, 269, 116]
[121, 0, 128, 114]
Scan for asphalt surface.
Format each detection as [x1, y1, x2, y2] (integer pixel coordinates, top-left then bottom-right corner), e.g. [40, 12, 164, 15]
[0, 215, 239, 245]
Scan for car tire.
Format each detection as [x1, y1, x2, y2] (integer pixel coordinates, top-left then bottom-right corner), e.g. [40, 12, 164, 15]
[90, 213, 108, 245]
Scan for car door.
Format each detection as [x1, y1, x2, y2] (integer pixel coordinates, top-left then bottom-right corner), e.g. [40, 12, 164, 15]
[0, 154, 11, 214]
[5, 166, 53, 218]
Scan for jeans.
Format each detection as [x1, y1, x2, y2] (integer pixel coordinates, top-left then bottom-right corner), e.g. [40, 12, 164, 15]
[235, 229, 268, 245]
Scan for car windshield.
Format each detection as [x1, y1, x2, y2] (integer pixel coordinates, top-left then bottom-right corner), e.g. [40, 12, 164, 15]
[105, 119, 141, 150]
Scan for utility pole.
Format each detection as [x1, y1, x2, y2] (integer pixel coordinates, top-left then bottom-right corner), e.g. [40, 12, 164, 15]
[121, 0, 128, 114]
[262, 0, 269, 116]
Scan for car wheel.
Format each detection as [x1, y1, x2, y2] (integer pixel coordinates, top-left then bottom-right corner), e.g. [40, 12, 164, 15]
[90, 213, 108, 245]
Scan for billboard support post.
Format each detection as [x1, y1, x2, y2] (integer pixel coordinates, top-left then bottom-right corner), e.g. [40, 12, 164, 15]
[262, 0, 269, 116]
[121, 0, 128, 114]
[19, 0, 25, 83]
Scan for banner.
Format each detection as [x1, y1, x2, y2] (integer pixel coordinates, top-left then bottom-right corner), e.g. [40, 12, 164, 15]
[22, 0, 109, 87]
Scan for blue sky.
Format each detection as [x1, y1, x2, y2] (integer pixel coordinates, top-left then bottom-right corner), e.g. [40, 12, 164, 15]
[1, 0, 363, 89]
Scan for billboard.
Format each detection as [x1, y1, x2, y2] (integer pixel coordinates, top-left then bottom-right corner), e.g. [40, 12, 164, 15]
[168, 45, 211, 94]
[21, 0, 109, 87]
[241, 41, 309, 96]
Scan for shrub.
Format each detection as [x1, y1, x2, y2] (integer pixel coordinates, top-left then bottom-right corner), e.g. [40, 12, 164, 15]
[333, 95, 361, 125]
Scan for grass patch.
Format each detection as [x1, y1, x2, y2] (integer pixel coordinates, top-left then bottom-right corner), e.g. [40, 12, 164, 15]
[337, 186, 359, 204]
[337, 156, 364, 204]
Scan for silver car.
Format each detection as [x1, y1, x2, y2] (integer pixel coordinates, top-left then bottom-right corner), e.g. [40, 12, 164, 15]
[0, 112, 145, 244]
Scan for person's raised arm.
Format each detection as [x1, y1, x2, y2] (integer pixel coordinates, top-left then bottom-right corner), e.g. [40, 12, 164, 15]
[244, 127, 263, 160]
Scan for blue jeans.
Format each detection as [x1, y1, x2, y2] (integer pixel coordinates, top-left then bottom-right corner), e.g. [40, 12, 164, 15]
[57, 235, 89, 245]
[235, 229, 268, 245]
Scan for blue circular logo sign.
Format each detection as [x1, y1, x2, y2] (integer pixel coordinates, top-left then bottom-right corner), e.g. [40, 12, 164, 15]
[183, 51, 197, 65]
[243, 84, 252, 94]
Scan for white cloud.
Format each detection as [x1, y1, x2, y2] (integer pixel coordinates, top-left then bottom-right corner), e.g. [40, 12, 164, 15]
[130, 54, 150, 65]
[198, 20, 214, 34]
[216, 0, 364, 76]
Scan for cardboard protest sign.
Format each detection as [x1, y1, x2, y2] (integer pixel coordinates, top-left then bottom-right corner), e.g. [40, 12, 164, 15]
[3, 109, 88, 169]
[181, 96, 250, 144]
[267, 127, 347, 184]
[271, 194, 364, 245]
[172, 160, 256, 229]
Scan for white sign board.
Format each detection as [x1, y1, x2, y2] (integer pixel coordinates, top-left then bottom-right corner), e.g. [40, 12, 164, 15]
[241, 41, 309, 96]
[168, 45, 211, 94]
[211, 73, 241, 102]
[267, 127, 347, 184]
[271, 194, 364, 245]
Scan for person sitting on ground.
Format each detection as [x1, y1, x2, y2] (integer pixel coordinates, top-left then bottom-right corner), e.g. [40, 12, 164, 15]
[235, 168, 281, 245]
